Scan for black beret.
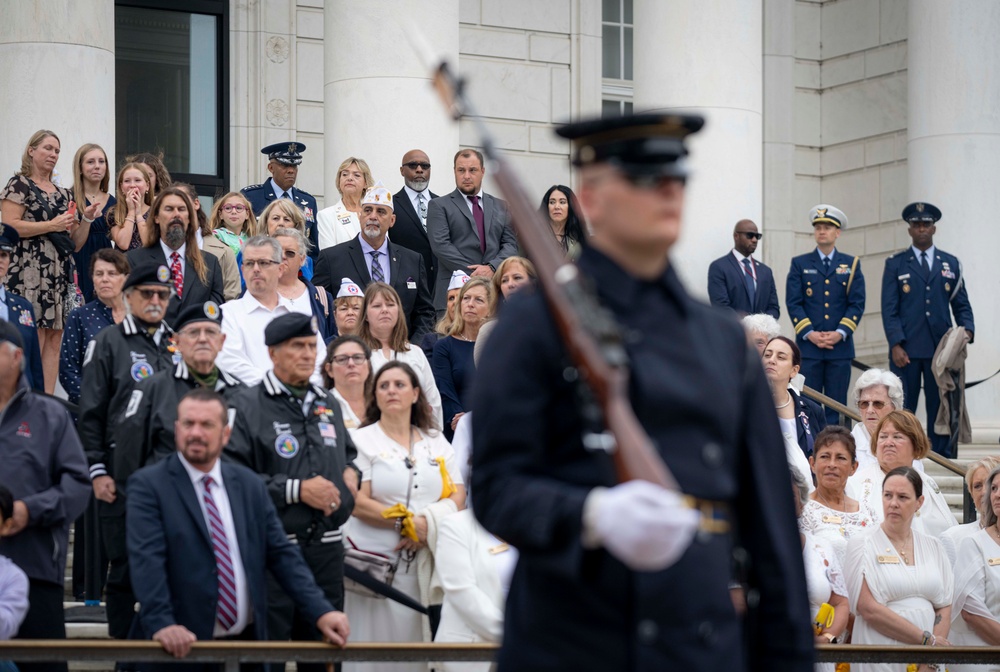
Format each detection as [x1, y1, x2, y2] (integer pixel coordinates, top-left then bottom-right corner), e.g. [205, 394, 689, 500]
[902, 202, 941, 224]
[555, 112, 705, 179]
[174, 301, 223, 332]
[264, 312, 318, 346]
[124, 262, 174, 290]
[262, 142, 306, 166]
[0, 223, 19, 252]
[0, 320, 24, 349]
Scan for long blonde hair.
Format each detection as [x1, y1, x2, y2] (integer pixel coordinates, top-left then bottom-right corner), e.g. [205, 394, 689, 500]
[448, 277, 495, 337]
[19, 130, 61, 178]
[260, 199, 305, 235]
[71, 143, 111, 214]
[107, 163, 152, 234]
[208, 192, 259, 237]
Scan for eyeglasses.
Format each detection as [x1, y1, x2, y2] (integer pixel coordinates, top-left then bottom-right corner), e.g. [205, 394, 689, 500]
[282, 249, 298, 259]
[332, 354, 367, 366]
[179, 327, 222, 339]
[741, 232, 763, 241]
[858, 400, 887, 410]
[243, 259, 279, 269]
[137, 288, 172, 301]
[221, 205, 246, 213]
[402, 162, 431, 170]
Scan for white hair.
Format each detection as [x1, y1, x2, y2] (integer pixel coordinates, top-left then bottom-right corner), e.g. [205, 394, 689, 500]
[852, 368, 905, 410]
[741, 313, 782, 340]
[272, 226, 309, 256]
[244, 235, 283, 262]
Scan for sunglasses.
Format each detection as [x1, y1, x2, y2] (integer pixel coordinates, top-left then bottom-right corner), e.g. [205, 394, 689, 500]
[741, 232, 763, 241]
[282, 249, 298, 259]
[858, 400, 887, 410]
[402, 162, 431, 170]
[221, 204, 246, 213]
[137, 288, 172, 301]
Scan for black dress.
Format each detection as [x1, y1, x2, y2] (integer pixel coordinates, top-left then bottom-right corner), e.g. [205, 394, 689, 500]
[72, 195, 116, 303]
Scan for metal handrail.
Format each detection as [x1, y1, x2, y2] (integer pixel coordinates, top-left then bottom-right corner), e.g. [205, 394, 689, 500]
[2, 641, 1000, 666]
[800, 384, 974, 523]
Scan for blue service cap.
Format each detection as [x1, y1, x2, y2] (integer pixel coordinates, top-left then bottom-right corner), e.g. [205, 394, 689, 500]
[262, 142, 306, 166]
[0, 223, 19, 252]
[902, 202, 941, 224]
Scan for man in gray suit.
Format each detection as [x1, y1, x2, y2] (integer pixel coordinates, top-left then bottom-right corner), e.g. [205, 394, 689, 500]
[427, 149, 517, 311]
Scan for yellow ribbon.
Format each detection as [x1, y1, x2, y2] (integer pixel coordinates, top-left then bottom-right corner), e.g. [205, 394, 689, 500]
[436, 457, 456, 500]
[381, 503, 418, 542]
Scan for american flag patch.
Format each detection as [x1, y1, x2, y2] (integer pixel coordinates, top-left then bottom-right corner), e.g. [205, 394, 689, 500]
[319, 422, 337, 441]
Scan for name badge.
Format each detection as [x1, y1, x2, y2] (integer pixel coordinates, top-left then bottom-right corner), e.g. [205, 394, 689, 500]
[877, 555, 900, 564]
[803, 269, 818, 274]
[822, 514, 843, 524]
[489, 543, 510, 555]
[988, 558, 1000, 567]
[406, 281, 417, 289]
[898, 273, 910, 281]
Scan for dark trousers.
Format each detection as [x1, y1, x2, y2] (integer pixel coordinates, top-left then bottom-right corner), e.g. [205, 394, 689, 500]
[799, 357, 851, 426]
[267, 540, 344, 672]
[13, 579, 67, 672]
[892, 356, 952, 457]
[98, 504, 135, 639]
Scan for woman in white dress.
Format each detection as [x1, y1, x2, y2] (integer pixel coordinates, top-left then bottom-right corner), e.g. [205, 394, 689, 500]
[315, 156, 373, 250]
[322, 334, 372, 432]
[360, 282, 443, 428]
[762, 336, 816, 494]
[793, 468, 849, 670]
[846, 410, 955, 539]
[941, 456, 1000, 567]
[800, 426, 877, 564]
[846, 466, 953, 672]
[950, 465, 1000, 671]
[345, 361, 466, 672]
[849, 368, 923, 473]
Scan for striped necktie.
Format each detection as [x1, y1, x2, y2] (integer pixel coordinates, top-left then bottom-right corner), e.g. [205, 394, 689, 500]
[202, 475, 238, 631]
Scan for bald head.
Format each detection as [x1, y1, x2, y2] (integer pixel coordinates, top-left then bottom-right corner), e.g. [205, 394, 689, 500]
[733, 219, 760, 256]
[400, 149, 431, 192]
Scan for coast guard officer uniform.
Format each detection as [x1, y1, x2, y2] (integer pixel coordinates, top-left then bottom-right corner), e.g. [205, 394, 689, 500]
[881, 202, 974, 457]
[242, 142, 319, 261]
[785, 205, 866, 425]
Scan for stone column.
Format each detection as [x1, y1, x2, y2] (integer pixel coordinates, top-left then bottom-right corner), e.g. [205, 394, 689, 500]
[632, 0, 763, 294]
[324, 1, 460, 197]
[908, 0, 1000, 436]
[0, 0, 115, 185]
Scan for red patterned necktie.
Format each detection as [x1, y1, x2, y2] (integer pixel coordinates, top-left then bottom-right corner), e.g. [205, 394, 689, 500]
[202, 475, 238, 631]
[170, 251, 184, 299]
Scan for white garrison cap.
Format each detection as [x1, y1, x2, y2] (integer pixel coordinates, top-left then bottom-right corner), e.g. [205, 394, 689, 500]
[336, 277, 364, 299]
[448, 270, 471, 291]
[360, 180, 393, 210]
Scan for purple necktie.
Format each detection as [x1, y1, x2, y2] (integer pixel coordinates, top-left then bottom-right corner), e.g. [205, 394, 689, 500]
[202, 476, 238, 631]
[470, 195, 486, 254]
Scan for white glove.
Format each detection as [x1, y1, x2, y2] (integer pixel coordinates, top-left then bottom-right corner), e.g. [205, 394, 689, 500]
[582, 480, 700, 572]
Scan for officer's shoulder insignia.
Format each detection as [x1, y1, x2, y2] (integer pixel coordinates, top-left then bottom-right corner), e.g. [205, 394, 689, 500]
[83, 340, 96, 366]
[243, 184, 263, 191]
[274, 433, 300, 459]
[204, 301, 220, 319]
[125, 390, 143, 418]
[157, 265, 170, 283]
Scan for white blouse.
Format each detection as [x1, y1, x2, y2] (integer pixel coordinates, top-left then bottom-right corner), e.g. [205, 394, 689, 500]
[951, 528, 1000, 671]
[846, 462, 956, 539]
[370, 345, 444, 429]
[800, 498, 877, 566]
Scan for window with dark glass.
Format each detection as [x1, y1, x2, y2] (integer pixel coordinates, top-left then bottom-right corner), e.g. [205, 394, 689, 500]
[115, 0, 228, 199]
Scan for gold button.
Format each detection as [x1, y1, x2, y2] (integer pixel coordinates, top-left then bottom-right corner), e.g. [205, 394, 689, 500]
[824, 291, 829, 296]
[824, 303, 829, 307]
[825, 279, 830, 284]
[824, 314, 829, 319]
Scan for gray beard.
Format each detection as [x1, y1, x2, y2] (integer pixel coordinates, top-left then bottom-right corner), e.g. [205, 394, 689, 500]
[362, 225, 382, 242]
[404, 177, 428, 192]
[165, 225, 186, 249]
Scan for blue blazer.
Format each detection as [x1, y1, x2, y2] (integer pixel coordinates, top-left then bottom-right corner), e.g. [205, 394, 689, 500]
[707, 252, 780, 319]
[791, 388, 826, 457]
[881, 248, 974, 359]
[786, 249, 865, 360]
[241, 181, 319, 261]
[3, 291, 44, 391]
[126, 453, 332, 641]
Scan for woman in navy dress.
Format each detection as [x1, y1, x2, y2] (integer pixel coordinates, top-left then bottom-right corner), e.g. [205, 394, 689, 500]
[432, 277, 494, 441]
[70, 143, 115, 303]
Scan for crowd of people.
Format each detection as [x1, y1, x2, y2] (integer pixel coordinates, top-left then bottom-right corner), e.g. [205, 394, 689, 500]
[0, 121, 993, 672]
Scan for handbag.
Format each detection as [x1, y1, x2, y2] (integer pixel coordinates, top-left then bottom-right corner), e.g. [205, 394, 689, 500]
[343, 456, 415, 598]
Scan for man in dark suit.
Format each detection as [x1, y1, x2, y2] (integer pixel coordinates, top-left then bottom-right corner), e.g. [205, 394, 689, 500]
[390, 150, 439, 291]
[882, 202, 975, 457]
[126, 388, 350, 662]
[427, 149, 517, 311]
[241, 142, 319, 260]
[313, 182, 435, 341]
[0, 223, 43, 390]
[786, 204, 866, 425]
[127, 187, 224, 327]
[707, 219, 780, 319]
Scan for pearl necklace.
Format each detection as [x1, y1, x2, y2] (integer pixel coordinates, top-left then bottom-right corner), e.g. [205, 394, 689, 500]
[775, 393, 792, 410]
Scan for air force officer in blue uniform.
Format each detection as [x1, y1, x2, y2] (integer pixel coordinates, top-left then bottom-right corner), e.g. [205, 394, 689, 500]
[0, 223, 44, 391]
[707, 219, 780, 319]
[881, 202, 974, 457]
[241, 142, 319, 261]
[785, 205, 865, 425]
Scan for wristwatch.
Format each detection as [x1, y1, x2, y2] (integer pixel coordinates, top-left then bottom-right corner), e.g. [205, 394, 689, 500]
[822, 633, 837, 644]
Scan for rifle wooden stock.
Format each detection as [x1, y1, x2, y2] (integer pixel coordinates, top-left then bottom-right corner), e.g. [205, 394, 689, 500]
[429, 63, 678, 492]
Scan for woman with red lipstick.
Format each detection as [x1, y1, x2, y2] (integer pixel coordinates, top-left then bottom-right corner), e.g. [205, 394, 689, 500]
[845, 466, 953, 671]
[536, 185, 586, 259]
